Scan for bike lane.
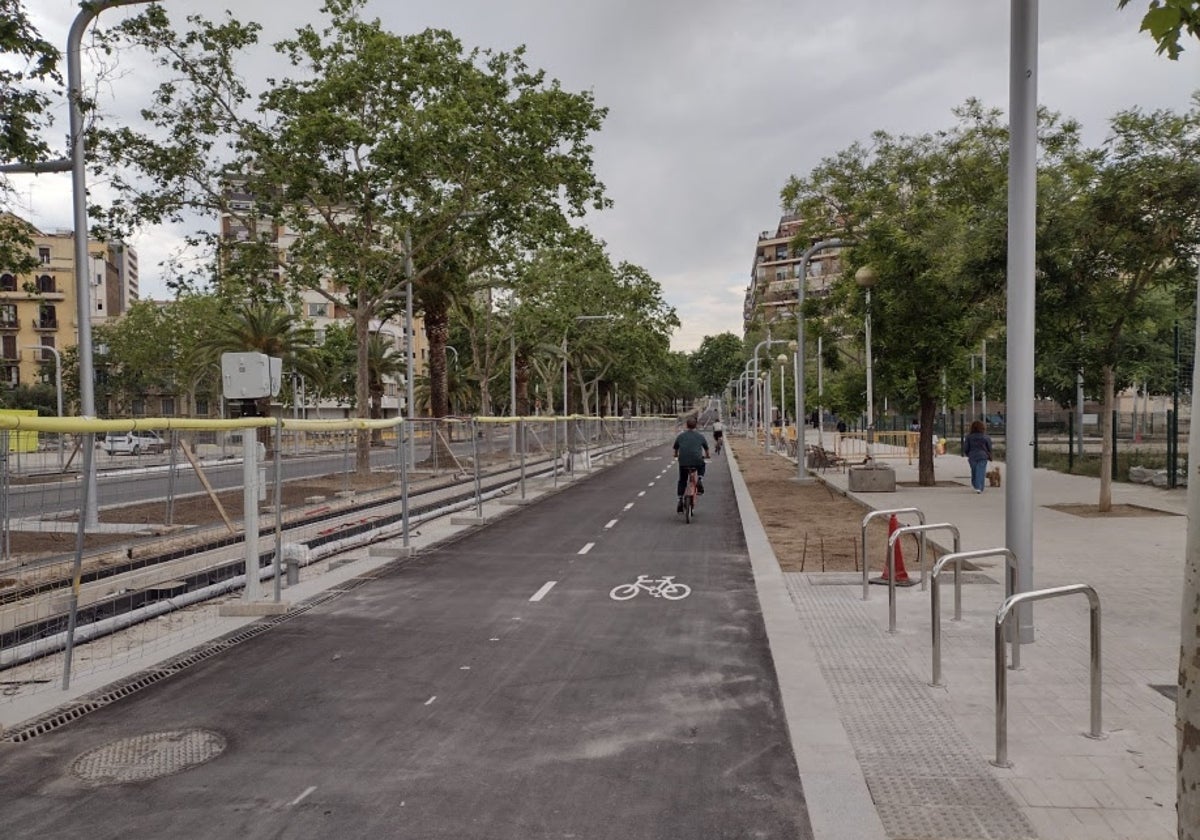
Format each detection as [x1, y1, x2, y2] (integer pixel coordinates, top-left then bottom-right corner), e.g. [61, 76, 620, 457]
[0, 445, 813, 839]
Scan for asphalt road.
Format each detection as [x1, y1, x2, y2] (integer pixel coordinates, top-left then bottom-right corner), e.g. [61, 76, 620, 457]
[0, 444, 812, 839]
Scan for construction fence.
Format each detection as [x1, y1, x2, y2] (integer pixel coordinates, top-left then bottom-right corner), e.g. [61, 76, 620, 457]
[0, 413, 676, 712]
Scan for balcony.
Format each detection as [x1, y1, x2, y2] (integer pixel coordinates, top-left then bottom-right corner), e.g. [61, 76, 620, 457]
[33, 319, 58, 331]
[0, 318, 18, 331]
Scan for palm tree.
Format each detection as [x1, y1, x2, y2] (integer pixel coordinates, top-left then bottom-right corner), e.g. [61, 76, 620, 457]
[195, 300, 320, 420]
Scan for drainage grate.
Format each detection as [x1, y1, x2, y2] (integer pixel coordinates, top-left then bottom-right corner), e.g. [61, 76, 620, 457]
[71, 729, 226, 785]
[2, 572, 384, 744]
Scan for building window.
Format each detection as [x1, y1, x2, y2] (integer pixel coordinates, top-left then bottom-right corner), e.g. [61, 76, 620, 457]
[132, 399, 146, 417]
[195, 399, 209, 416]
[308, 302, 329, 318]
[41, 337, 54, 350]
[38, 247, 50, 265]
[0, 304, 15, 326]
[2, 364, 18, 386]
[37, 305, 56, 329]
[36, 274, 55, 293]
[161, 397, 176, 416]
[0, 274, 15, 292]
[1, 335, 15, 360]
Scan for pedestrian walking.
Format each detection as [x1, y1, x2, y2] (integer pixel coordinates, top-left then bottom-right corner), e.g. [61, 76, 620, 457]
[964, 420, 993, 493]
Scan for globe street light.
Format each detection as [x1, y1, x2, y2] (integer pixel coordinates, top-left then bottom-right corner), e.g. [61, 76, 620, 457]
[855, 265, 878, 461]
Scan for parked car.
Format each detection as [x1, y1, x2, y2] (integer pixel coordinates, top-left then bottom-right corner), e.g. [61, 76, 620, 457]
[103, 430, 168, 456]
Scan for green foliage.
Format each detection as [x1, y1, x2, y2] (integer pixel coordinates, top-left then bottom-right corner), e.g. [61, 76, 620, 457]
[0, 382, 57, 414]
[1119, 0, 1200, 59]
[689, 333, 745, 396]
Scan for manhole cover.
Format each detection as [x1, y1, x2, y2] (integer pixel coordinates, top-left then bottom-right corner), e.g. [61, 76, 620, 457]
[71, 729, 226, 785]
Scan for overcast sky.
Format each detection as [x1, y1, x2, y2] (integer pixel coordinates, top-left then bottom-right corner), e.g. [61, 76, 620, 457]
[15, 1, 1200, 350]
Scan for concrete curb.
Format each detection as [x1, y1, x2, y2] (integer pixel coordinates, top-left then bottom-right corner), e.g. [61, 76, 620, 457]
[726, 449, 887, 840]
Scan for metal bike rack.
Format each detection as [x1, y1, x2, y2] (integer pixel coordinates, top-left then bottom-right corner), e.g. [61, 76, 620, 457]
[930, 547, 1016, 687]
[884, 523, 959, 633]
[992, 584, 1103, 768]
[860, 507, 925, 600]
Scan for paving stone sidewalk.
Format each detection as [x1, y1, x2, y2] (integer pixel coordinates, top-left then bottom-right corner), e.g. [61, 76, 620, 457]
[735, 433, 1181, 840]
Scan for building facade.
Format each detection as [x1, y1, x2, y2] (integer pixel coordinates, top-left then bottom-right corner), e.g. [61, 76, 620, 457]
[0, 218, 135, 395]
[743, 214, 843, 335]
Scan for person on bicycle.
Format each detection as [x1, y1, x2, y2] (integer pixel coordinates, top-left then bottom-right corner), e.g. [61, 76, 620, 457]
[712, 419, 724, 453]
[673, 417, 709, 512]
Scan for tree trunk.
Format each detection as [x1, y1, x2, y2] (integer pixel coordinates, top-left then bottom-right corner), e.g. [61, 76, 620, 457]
[515, 354, 531, 416]
[353, 308, 372, 477]
[1179, 286, 1200, 840]
[1099, 364, 1115, 513]
[425, 302, 450, 418]
[918, 391, 937, 486]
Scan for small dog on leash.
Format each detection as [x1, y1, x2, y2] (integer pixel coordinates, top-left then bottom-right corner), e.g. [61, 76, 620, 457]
[986, 466, 1002, 487]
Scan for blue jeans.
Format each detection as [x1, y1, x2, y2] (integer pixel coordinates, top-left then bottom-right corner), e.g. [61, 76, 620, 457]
[677, 463, 706, 496]
[970, 459, 988, 492]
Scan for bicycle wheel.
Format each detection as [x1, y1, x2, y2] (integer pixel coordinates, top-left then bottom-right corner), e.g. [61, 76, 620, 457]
[684, 494, 693, 523]
[660, 583, 691, 600]
[610, 583, 639, 600]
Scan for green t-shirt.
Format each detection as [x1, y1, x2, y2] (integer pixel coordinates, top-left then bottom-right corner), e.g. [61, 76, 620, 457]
[673, 429, 708, 467]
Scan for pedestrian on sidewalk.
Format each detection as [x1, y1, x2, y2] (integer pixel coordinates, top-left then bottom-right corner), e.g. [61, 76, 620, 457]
[964, 420, 993, 493]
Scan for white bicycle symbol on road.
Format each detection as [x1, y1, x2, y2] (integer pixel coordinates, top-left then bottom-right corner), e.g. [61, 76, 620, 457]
[609, 575, 691, 601]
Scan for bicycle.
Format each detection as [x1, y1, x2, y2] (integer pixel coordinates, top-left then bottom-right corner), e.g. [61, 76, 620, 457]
[610, 575, 692, 600]
[714, 435, 724, 456]
[680, 467, 699, 523]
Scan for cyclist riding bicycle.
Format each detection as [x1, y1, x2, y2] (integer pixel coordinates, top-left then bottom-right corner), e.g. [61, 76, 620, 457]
[673, 417, 710, 512]
[712, 420, 724, 454]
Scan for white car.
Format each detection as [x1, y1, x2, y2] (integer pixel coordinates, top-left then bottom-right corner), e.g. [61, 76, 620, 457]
[103, 430, 168, 456]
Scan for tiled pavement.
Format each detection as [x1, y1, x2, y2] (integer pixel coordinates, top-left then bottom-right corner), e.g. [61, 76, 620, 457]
[732, 435, 1182, 840]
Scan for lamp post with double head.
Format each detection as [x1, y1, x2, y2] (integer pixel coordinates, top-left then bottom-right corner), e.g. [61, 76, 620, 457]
[855, 265, 878, 461]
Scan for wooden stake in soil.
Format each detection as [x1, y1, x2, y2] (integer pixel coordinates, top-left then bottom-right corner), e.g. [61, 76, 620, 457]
[801, 533, 808, 572]
[820, 536, 826, 572]
[853, 536, 859, 571]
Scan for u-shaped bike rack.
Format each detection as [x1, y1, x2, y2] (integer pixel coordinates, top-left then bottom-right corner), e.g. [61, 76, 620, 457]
[992, 584, 1103, 768]
[885, 523, 960, 633]
[929, 547, 1017, 687]
[860, 507, 925, 600]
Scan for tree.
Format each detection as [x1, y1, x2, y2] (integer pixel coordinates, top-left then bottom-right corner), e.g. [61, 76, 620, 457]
[0, 0, 61, 275]
[782, 101, 1023, 484]
[689, 333, 746, 397]
[1119, 0, 1200, 58]
[97, 0, 608, 475]
[1036, 98, 1200, 512]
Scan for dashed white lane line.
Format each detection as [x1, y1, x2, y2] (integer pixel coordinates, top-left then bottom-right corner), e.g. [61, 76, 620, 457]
[425, 695, 437, 706]
[291, 786, 317, 807]
[530, 580, 557, 601]
[648, 482, 655, 487]
[604, 519, 618, 529]
[623, 503, 634, 511]
[637, 491, 646, 498]
[578, 542, 595, 555]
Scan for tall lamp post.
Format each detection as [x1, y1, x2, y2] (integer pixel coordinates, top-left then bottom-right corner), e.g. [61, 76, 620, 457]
[855, 265, 878, 461]
[23, 344, 63, 469]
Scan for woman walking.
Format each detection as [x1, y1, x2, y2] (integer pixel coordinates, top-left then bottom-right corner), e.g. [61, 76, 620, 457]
[964, 420, 993, 494]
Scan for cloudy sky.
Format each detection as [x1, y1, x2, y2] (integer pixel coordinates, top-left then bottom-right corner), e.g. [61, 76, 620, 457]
[15, 1, 1200, 350]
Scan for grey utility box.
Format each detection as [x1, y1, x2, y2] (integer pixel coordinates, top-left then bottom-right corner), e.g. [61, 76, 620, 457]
[221, 352, 281, 400]
[848, 463, 896, 492]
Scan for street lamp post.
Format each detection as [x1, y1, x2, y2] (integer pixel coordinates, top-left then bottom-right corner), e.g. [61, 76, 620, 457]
[23, 344, 63, 469]
[402, 229, 417, 468]
[794, 238, 848, 481]
[856, 266, 878, 461]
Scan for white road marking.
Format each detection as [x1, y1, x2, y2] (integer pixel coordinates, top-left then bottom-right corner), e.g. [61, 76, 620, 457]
[425, 695, 437, 706]
[604, 519, 618, 529]
[489, 637, 500, 641]
[623, 503, 634, 511]
[530, 580, 557, 601]
[460, 665, 471, 670]
[637, 491, 646, 498]
[291, 786, 317, 807]
[648, 482, 655, 487]
[578, 542, 594, 555]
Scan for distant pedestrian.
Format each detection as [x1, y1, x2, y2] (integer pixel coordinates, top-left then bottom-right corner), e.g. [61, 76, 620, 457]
[836, 419, 847, 434]
[964, 420, 993, 494]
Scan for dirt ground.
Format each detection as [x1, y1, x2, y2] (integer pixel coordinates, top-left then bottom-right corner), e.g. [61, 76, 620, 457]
[728, 439, 902, 574]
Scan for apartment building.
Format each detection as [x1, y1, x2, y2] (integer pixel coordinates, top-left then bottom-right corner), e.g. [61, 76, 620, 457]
[220, 177, 426, 418]
[743, 214, 842, 334]
[0, 217, 134, 391]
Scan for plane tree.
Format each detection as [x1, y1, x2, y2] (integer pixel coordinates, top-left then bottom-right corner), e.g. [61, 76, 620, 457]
[93, 0, 607, 475]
